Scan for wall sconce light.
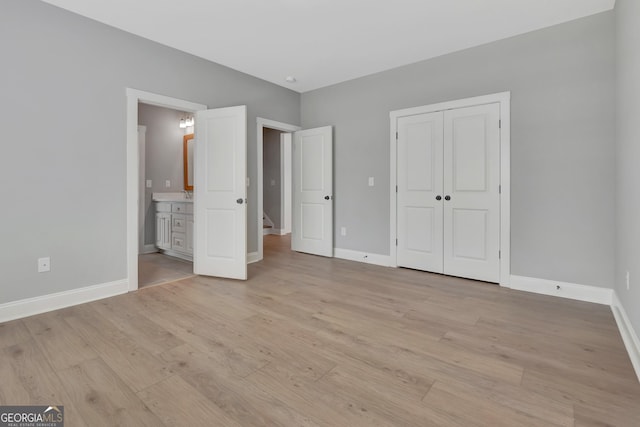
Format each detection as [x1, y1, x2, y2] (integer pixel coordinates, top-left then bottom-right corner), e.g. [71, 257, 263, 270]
[179, 118, 187, 129]
[185, 117, 194, 127]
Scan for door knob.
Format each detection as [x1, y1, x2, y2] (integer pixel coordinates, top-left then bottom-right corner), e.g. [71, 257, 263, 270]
[436, 195, 442, 201]
[236, 198, 244, 204]
[324, 195, 331, 200]
[444, 195, 451, 201]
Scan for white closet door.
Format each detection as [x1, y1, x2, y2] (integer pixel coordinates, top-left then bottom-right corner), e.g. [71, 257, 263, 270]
[397, 112, 444, 272]
[443, 103, 500, 282]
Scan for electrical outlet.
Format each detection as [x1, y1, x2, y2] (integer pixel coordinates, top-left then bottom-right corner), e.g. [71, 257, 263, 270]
[626, 271, 630, 290]
[271, 179, 276, 186]
[38, 257, 51, 273]
[146, 179, 152, 188]
[341, 227, 347, 236]
[368, 177, 375, 187]
[165, 180, 171, 188]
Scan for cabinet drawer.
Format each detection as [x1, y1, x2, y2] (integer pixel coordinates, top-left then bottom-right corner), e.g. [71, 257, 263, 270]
[172, 232, 187, 252]
[156, 202, 172, 213]
[172, 203, 189, 214]
[172, 214, 186, 233]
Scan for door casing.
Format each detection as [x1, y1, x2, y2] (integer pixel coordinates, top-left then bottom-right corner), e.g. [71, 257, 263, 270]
[389, 92, 511, 286]
[255, 118, 301, 262]
[126, 88, 207, 291]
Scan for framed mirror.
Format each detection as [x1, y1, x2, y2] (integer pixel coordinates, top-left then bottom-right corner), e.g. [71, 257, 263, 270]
[183, 133, 194, 191]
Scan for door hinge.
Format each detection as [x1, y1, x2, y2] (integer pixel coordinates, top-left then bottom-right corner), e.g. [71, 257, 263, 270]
[396, 185, 398, 193]
[499, 185, 501, 194]
[396, 238, 398, 246]
[396, 132, 398, 140]
[499, 250, 501, 259]
[499, 119, 502, 129]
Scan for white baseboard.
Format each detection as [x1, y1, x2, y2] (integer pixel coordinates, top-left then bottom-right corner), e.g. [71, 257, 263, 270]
[612, 291, 640, 382]
[509, 275, 612, 305]
[0, 279, 129, 323]
[263, 228, 286, 236]
[142, 244, 157, 254]
[334, 248, 392, 267]
[247, 251, 260, 264]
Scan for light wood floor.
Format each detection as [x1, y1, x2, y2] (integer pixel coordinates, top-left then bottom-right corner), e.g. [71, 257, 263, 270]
[138, 253, 195, 289]
[2, 235, 639, 426]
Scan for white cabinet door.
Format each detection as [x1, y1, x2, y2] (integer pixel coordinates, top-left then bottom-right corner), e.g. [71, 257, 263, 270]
[443, 103, 500, 282]
[194, 106, 247, 280]
[186, 215, 194, 255]
[292, 126, 333, 257]
[397, 112, 444, 272]
[155, 213, 171, 250]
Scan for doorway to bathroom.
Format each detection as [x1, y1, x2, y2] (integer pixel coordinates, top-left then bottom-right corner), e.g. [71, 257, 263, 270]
[137, 102, 197, 289]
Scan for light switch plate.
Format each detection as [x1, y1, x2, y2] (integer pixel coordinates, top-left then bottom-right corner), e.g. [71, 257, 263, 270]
[341, 227, 347, 236]
[146, 180, 152, 188]
[368, 177, 375, 186]
[165, 180, 171, 188]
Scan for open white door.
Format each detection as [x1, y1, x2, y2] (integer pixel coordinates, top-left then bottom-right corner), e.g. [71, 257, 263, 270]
[292, 126, 333, 257]
[194, 106, 247, 280]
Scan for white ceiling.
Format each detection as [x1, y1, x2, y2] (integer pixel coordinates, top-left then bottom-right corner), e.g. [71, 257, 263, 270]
[41, 0, 615, 93]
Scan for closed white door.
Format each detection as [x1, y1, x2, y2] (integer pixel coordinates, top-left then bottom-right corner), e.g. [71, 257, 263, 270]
[292, 126, 333, 257]
[443, 103, 500, 282]
[397, 112, 444, 272]
[194, 106, 247, 280]
[396, 103, 501, 283]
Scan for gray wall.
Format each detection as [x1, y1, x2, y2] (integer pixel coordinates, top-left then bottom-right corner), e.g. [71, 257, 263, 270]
[615, 1, 640, 334]
[138, 104, 190, 246]
[301, 12, 616, 288]
[0, 0, 299, 305]
[263, 128, 283, 228]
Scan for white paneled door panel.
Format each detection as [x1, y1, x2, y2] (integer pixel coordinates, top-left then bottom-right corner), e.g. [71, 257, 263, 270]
[292, 126, 333, 257]
[397, 112, 444, 272]
[444, 104, 500, 282]
[396, 102, 500, 283]
[194, 106, 247, 280]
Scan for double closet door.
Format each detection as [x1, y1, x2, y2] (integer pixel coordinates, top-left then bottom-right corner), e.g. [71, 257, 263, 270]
[397, 103, 501, 283]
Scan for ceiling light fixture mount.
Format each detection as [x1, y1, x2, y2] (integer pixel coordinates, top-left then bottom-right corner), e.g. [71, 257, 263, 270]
[285, 76, 297, 83]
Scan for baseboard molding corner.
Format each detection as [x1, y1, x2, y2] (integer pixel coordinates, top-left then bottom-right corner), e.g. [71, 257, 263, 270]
[334, 248, 392, 267]
[142, 244, 157, 254]
[0, 279, 129, 323]
[509, 275, 612, 305]
[263, 229, 286, 236]
[612, 291, 640, 383]
[247, 251, 261, 264]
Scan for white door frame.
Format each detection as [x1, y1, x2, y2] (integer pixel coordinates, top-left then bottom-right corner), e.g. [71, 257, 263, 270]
[256, 118, 301, 262]
[126, 88, 207, 291]
[389, 91, 511, 287]
[281, 133, 293, 234]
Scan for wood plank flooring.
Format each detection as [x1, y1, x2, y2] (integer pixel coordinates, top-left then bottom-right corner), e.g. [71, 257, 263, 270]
[2, 235, 639, 426]
[138, 253, 195, 289]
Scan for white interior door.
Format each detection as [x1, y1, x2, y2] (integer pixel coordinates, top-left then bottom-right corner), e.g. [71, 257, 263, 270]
[397, 112, 444, 272]
[443, 103, 500, 282]
[194, 105, 247, 280]
[292, 126, 333, 257]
